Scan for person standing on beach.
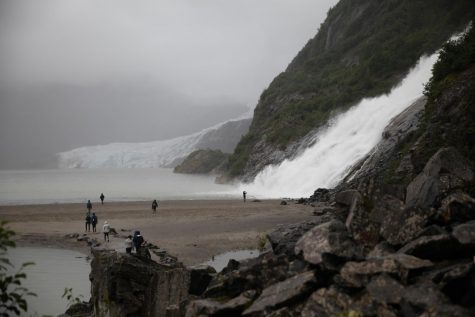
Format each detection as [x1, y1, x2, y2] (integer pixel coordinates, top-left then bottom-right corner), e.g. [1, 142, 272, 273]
[103, 221, 110, 242]
[91, 213, 98, 232]
[100, 193, 105, 205]
[85, 212, 91, 232]
[86, 200, 92, 212]
[125, 235, 133, 254]
[152, 200, 158, 214]
[243, 191, 247, 203]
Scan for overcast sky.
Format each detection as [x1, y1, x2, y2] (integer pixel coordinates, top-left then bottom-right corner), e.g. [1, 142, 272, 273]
[0, 0, 337, 168]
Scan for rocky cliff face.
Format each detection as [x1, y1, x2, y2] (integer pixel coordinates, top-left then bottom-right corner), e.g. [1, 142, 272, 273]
[226, 0, 475, 180]
[174, 150, 229, 175]
[89, 249, 190, 317]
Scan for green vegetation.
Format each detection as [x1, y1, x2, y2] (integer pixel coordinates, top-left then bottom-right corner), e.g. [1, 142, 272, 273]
[227, 0, 475, 177]
[0, 222, 36, 316]
[383, 22, 475, 186]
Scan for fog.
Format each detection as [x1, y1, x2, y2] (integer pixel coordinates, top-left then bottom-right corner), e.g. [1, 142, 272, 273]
[0, 0, 337, 169]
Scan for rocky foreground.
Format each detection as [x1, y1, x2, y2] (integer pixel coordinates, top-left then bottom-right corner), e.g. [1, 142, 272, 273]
[63, 61, 475, 316]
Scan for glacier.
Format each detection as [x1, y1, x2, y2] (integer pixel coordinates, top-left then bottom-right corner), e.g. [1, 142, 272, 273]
[57, 117, 251, 168]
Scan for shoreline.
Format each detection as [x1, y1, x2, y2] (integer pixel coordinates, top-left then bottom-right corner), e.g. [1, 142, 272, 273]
[1, 199, 315, 266]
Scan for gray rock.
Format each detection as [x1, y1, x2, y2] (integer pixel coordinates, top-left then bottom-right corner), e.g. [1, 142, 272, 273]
[380, 205, 433, 245]
[301, 287, 354, 317]
[339, 254, 433, 288]
[294, 220, 362, 265]
[401, 281, 450, 315]
[437, 192, 475, 223]
[185, 290, 257, 317]
[414, 224, 447, 239]
[406, 147, 474, 209]
[188, 265, 216, 296]
[267, 217, 332, 256]
[452, 221, 475, 246]
[335, 190, 361, 207]
[367, 241, 395, 258]
[434, 263, 475, 307]
[243, 271, 316, 315]
[366, 274, 405, 304]
[397, 234, 464, 261]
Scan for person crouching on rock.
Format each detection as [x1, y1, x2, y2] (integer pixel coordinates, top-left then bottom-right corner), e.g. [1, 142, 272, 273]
[125, 235, 133, 254]
[103, 221, 110, 242]
[133, 230, 144, 253]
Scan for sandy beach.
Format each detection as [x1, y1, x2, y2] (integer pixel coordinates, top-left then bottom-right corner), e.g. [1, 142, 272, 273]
[0, 200, 314, 266]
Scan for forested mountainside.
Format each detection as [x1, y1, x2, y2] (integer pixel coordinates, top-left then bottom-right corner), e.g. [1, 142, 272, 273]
[226, 0, 475, 180]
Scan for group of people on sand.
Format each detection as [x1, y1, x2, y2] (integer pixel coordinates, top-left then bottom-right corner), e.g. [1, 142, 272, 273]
[124, 231, 146, 255]
[85, 196, 111, 242]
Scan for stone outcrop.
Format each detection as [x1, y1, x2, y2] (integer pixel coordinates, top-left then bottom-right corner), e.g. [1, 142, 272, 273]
[174, 149, 230, 174]
[89, 249, 190, 317]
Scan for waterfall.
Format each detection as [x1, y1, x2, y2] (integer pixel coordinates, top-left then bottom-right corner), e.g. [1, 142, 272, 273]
[243, 53, 438, 198]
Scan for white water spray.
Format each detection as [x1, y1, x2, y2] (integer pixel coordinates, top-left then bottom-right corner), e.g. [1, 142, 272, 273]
[244, 53, 438, 198]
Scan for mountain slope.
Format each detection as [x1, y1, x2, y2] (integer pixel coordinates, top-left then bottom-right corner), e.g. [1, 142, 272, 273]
[227, 0, 475, 180]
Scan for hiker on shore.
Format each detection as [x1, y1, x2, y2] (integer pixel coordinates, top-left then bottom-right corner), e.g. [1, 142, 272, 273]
[243, 191, 247, 203]
[103, 221, 110, 242]
[85, 212, 91, 232]
[91, 212, 98, 232]
[125, 235, 133, 254]
[100, 193, 105, 205]
[152, 200, 158, 214]
[132, 230, 144, 253]
[86, 200, 92, 212]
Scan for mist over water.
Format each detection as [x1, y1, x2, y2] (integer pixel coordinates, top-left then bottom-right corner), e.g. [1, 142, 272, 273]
[243, 53, 438, 198]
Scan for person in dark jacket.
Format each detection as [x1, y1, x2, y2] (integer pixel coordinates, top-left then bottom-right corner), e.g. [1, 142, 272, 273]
[85, 212, 91, 232]
[100, 193, 105, 205]
[152, 200, 158, 214]
[91, 213, 98, 232]
[132, 230, 144, 253]
[86, 200, 92, 212]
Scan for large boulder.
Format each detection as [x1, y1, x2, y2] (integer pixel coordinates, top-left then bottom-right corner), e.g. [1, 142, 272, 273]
[267, 217, 333, 256]
[243, 271, 316, 316]
[89, 249, 190, 317]
[452, 220, 475, 246]
[188, 265, 216, 296]
[366, 274, 405, 304]
[339, 254, 433, 288]
[437, 192, 475, 223]
[397, 234, 467, 261]
[405, 148, 474, 209]
[294, 220, 362, 266]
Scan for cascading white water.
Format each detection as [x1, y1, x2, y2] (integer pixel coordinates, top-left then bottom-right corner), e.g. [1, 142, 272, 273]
[243, 53, 438, 198]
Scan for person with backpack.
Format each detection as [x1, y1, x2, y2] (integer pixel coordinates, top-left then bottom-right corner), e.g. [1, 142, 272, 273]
[152, 200, 158, 214]
[132, 230, 144, 254]
[91, 213, 98, 232]
[103, 221, 111, 242]
[86, 200, 92, 212]
[85, 212, 91, 232]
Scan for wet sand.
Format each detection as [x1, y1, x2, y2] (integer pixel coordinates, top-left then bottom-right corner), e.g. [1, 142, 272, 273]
[0, 200, 314, 265]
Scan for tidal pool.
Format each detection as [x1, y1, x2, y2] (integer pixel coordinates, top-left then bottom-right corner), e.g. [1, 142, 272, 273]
[7, 247, 91, 317]
[202, 249, 260, 272]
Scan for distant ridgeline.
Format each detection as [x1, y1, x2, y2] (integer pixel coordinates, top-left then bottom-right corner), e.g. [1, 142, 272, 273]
[225, 0, 475, 181]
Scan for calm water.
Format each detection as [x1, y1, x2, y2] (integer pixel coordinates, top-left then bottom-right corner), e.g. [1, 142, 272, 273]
[0, 168, 239, 205]
[202, 249, 260, 272]
[7, 247, 91, 317]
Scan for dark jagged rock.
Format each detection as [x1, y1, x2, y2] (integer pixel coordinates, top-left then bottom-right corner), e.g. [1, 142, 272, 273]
[366, 274, 405, 304]
[242, 271, 316, 316]
[309, 188, 330, 202]
[174, 149, 229, 174]
[90, 249, 190, 317]
[437, 192, 475, 224]
[204, 253, 291, 299]
[367, 241, 395, 258]
[188, 265, 216, 296]
[339, 254, 433, 288]
[380, 202, 433, 246]
[414, 224, 447, 239]
[61, 301, 93, 317]
[433, 262, 475, 307]
[294, 220, 362, 266]
[452, 221, 475, 246]
[405, 147, 474, 209]
[300, 287, 355, 317]
[335, 190, 361, 207]
[280, 200, 287, 205]
[267, 217, 332, 257]
[185, 290, 257, 317]
[397, 234, 467, 261]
